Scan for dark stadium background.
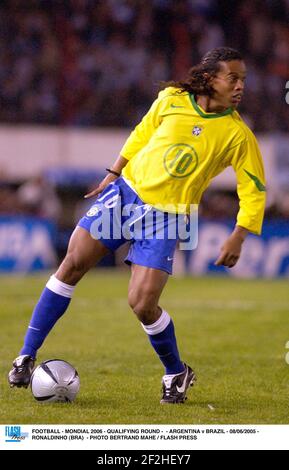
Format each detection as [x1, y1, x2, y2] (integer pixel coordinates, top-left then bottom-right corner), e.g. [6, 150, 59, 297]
[0, 0, 288, 275]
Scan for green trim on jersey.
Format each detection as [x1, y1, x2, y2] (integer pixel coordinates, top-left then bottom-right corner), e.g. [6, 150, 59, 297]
[189, 94, 233, 118]
[244, 169, 266, 192]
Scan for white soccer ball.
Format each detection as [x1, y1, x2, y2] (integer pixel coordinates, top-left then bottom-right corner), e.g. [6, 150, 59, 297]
[31, 359, 80, 403]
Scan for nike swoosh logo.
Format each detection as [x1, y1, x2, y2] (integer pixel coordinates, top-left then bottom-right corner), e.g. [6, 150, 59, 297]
[244, 169, 266, 192]
[170, 104, 185, 108]
[167, 257, 174, 261]
[176, 368, 189, 394]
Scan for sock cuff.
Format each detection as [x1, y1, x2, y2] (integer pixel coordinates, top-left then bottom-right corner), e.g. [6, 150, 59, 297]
[141, 310, 171, 336]
[46, 275, 75, 298]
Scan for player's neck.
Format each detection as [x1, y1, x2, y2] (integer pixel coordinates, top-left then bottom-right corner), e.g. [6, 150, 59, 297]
[196, 95, 228, 114]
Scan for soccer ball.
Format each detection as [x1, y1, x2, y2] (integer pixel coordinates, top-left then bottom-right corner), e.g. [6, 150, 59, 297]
[31, 359, 80, 403]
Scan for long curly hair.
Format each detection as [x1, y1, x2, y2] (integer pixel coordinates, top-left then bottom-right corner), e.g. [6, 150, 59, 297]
[162, 47, 243, 97]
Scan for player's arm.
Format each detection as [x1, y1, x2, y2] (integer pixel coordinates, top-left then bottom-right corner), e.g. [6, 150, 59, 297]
[215, 132, 266, 268]
[119, 90, 165, 161]
[215, 225, 248, 268]
[84, 155, 128, 198]
[85, 90, 166, 199]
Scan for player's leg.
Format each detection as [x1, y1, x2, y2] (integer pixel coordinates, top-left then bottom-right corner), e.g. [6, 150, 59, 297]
[8, 227, 109, 387]
[54, 226, 110, 285]
[128, 264, 184, 373]
[128, 264, 196, 403]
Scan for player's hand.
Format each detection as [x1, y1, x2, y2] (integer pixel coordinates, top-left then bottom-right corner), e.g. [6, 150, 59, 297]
[214, 226, 248, 268]
[84, 173, 118, 199]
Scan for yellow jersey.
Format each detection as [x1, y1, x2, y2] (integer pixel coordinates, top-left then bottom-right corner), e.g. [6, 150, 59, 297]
[121, 87, 266, 234]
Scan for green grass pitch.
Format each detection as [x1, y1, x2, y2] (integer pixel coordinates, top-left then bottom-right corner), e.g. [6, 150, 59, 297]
[0, 272, 288, 424]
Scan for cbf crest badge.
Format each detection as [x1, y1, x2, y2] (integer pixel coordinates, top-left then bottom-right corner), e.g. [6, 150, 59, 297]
[192, 125, 203, 136]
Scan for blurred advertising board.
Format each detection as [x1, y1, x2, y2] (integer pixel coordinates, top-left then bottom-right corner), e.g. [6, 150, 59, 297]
[1, 216, 288, 277]
[183, 220, 289, 278]
[0, 217, 57, 272]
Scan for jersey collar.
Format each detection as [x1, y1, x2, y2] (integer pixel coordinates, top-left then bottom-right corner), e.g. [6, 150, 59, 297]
[189, 94, 233, 118]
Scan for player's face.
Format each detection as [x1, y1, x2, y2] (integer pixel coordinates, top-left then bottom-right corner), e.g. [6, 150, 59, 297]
[210, 60, 247, 109]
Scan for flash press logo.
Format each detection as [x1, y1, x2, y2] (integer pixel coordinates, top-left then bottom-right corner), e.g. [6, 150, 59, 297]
[286, 81, 289, 105]
[5, 426, 29, 442]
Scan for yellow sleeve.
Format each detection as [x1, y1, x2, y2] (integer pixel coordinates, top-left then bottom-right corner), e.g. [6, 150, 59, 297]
[120, 89, 167, 161]
[231, 130, 266, 235]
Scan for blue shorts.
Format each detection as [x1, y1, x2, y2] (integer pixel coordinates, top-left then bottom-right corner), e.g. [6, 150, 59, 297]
[78, 177, 193, 274]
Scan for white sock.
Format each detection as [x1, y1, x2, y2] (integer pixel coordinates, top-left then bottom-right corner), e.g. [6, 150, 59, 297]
[46, 275, 75, 298]
[141, 310, 171, 335]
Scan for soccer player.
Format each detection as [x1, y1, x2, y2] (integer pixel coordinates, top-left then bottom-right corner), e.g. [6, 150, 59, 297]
[8, 47, 266, 404]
